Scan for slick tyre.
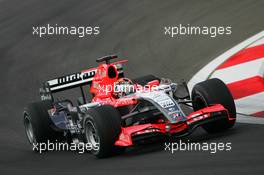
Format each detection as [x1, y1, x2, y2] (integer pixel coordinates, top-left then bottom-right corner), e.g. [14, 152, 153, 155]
[83, 105, 125, 158]
[192, 78, 236, 133]
[23, 100, 64, 146]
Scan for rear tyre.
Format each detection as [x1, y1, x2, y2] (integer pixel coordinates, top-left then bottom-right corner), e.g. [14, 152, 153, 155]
[24, 100, 64, 146]
[83, 105, 125, 158]
[191, 78, 236, 133]
[133, 74, 160, 86]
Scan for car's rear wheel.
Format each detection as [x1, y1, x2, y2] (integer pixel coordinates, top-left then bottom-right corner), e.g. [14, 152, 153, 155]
[24, 100, 64, 147]
[83, 105, 125, 158]
[192, 78, 236, 133]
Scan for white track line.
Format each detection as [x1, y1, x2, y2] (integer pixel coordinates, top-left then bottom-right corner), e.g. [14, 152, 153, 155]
[247, 37, 264, 48]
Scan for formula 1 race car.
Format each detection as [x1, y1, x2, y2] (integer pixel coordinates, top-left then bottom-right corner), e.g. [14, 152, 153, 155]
[24, 55, 236, 158]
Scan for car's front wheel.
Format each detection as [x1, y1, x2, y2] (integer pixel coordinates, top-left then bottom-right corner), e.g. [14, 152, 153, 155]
[83, 105, 125, 158]
[192, 78, 236, 133]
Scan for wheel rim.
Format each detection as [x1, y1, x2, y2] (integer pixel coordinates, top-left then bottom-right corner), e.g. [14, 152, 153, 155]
[85, 120, 100, 151]
[24, 115, 36, 144]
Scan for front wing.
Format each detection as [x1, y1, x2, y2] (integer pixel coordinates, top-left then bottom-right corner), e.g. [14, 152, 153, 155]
[115, 104, 235, 146]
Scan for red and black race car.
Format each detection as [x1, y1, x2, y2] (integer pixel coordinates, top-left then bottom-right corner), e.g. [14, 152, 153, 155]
[23, 55, 236, 158]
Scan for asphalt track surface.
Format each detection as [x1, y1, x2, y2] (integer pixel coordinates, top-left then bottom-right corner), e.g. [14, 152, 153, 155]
[0, 0, 264, 174]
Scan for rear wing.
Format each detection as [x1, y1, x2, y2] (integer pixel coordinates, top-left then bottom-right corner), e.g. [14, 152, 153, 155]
[39, 63, 124, 101]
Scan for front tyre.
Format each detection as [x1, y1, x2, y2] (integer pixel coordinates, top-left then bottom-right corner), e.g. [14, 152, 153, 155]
[83, 105, 125, 158]
[192, 78, 236, 133]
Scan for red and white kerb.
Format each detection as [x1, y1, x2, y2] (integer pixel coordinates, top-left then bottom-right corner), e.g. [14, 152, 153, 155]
[210, 38, 264, 117]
